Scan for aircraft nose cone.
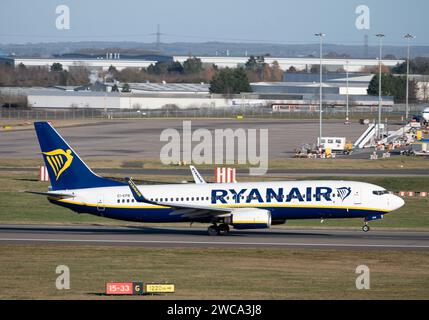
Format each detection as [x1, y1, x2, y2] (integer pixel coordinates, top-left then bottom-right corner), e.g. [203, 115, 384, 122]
[391, 195, 405, 211]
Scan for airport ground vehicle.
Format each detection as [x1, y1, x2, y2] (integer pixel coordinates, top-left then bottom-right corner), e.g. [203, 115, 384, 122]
[318, 137, 352, 155]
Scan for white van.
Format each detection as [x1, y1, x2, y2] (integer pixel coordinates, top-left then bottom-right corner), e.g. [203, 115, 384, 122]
[318, 137, 347, 153]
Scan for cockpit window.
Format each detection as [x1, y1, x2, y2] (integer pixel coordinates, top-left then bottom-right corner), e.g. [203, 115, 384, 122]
[373, 190, 389, 196]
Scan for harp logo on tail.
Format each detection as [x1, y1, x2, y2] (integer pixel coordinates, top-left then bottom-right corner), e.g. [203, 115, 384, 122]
[337, 187, 352, 202]
[43, 149, 74, 180]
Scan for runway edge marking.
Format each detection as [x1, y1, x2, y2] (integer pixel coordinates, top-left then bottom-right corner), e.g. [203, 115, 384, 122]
[0, 238, 428, 249]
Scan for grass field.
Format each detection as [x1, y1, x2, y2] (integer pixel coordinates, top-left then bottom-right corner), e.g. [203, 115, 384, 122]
[1, 123, 428, 301]
[0, 245, 428, 300]
[0, 171, 428, 230]
[1, 156, 429, 171]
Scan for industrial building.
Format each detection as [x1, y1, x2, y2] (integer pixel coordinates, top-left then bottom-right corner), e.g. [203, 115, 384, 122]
[0, 54, 404, 72]
[23, 88, 393, 111]
[2, 69, 393, 111]
[104, 82, 210, 94]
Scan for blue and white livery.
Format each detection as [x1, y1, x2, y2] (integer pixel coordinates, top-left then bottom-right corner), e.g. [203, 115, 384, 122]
[32, 122, 405, 235]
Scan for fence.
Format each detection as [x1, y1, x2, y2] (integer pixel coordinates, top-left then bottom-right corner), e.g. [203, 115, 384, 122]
[0, 104, 426, 121]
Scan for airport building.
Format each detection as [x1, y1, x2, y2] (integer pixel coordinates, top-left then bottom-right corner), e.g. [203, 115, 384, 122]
[22, 88, 393, 111]
[1, 68, 393, 110]
[0, 54, 404, 72]
[1, 59, 395, 110]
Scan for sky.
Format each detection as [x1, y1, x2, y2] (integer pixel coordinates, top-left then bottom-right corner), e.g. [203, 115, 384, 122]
[0, 0, 427, 46]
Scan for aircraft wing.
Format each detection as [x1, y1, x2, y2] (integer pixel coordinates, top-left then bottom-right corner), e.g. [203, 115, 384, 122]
[126, 177, 232, 220]
[189, 166, 206, 184]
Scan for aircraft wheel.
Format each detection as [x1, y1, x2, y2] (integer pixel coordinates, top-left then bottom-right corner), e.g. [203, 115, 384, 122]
[362, 225, 370, 233]
[207, 226, 219, 236]
[218, 224, 230, 236]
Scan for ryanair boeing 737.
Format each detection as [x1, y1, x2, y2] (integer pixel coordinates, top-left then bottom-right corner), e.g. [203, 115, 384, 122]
[31, 122, 405, 236]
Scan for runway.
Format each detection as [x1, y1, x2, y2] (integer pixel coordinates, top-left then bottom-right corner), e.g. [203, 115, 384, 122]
[1, 224, 428, 250]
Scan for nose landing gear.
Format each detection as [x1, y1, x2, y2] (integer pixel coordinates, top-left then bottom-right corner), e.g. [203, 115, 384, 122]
[362, 223, 370, 233]
[362, 214, 383, 232]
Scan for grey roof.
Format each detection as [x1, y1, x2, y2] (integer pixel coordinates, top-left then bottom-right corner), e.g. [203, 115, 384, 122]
[118, 82, 210, 93]
[283, 72, 372, 83]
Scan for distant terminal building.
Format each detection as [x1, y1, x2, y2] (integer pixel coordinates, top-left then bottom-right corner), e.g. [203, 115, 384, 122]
[0, 54, 403, 72]
[174, 56, 403, 72]
[407, 74, 429, 101]
[0, 53, 173, 71]
[20, 84, 392, 111]
[254, 72, 373, 96]
[1, 68, 393, 111]
[251, 72, 394, 111]
[105, 82, 210, 94]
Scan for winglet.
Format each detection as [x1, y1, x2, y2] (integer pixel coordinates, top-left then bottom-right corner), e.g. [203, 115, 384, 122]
[190, 166, 206, 184]
[125, 177, 147, 203]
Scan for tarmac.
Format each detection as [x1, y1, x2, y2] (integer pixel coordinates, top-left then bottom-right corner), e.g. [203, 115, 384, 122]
[1, 224, 428, 250]
[0, 119, 387, 160]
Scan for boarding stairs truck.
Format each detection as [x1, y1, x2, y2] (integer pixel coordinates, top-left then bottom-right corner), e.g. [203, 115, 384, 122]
[353, 124, 386, 149]
[379, 123, 419, 146]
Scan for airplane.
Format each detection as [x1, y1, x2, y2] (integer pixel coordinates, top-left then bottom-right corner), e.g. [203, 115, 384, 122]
[422, 107, 429, 125]
[31, 121, 405, 236]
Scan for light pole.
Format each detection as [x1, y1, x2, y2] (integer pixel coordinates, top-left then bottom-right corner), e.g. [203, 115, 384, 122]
[346, 60, 350, 124]
[315, 33, 325, 149]
[376, 33, 385, 140]
[403, 33, 415, 121]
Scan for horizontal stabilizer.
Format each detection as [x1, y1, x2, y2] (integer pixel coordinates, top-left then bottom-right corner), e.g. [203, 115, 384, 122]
[25, 191, 75, 199]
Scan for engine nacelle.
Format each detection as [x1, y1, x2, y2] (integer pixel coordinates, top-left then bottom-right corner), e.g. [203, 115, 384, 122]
[227, 209, 272, 230]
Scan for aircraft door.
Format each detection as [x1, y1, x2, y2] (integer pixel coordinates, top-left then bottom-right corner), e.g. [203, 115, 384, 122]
[97, 194, 105, 214]
[353, 189, 362, 205]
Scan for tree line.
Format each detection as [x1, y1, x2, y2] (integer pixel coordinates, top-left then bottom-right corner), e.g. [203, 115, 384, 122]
[365, 57, 429, 103]
[0, 62, 90, 87]
[0, 55, 285, 96]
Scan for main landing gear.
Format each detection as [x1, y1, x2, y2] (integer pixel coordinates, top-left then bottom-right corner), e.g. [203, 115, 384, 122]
[207, 224, 230, 236]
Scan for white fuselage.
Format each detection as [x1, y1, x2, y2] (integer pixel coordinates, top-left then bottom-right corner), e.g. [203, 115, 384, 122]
[51, 180, 404, 223]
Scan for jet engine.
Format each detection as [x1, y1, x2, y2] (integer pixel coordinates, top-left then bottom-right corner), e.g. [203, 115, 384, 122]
[226, 209, 272, 230]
